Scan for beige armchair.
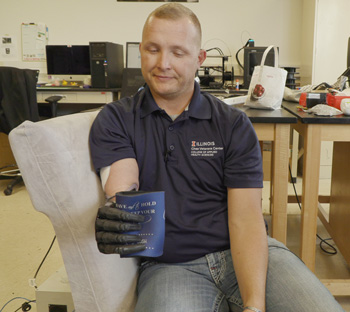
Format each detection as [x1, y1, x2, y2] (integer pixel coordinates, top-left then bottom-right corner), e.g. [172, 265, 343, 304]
[9, 110, 138, 312]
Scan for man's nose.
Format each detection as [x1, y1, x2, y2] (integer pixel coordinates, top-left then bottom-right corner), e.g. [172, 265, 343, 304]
[157, 52, 171, 70]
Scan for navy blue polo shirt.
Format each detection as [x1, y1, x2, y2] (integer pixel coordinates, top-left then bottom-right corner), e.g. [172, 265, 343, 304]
[89, 82, 263, 263]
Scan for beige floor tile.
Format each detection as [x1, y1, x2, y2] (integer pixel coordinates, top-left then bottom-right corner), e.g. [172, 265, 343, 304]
[0, 180, 64, 312]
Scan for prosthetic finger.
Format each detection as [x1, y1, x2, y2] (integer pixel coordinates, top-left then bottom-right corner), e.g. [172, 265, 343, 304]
[96, 218, 142, 232]
[98, 243, 146, 255]
[96, 231, 143, 244]
[98, 206, 145, 222]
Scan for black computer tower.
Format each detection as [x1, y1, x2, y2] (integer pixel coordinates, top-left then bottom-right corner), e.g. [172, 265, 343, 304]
[89, 42, 124, 88]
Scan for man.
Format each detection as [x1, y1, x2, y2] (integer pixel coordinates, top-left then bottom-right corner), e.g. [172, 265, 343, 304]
[89, 3, 344, 312]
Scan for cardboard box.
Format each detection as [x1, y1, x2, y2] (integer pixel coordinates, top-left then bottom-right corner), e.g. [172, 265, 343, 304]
[0, 133, 16, 168]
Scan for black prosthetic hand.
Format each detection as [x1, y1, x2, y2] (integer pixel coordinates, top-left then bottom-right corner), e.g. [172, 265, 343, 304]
[95, 201, 146, 255]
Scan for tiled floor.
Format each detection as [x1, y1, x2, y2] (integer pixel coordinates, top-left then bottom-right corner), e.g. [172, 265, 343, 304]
[1, 178, 350, 311]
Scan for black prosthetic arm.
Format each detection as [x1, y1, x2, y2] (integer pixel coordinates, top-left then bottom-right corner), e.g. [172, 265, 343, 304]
[95, 202, 146, 255]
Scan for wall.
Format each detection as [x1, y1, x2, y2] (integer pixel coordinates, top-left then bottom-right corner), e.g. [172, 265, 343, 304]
[300, 0, 316, 86]
[313, 0, 350, 85]
[0, 0, 304, 82]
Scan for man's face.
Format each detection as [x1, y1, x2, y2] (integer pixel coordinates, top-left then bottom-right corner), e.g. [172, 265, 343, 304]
[140, 16, 206, 102]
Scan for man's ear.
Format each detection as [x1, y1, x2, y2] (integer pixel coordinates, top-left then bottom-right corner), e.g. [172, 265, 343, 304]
[197, 49, 207, 69]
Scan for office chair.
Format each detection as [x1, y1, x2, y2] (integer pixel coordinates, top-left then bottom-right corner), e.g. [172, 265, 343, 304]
[0, 165, 22, 196]
[0, 66, 40, 195]
[45, 95, 63, 117]
[9, 110, 137, 311]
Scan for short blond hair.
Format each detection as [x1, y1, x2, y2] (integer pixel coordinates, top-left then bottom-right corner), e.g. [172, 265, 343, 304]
[143, 3, 202, 46]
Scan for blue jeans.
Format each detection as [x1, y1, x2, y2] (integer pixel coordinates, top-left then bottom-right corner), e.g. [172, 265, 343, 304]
[135, 237, 344, 312]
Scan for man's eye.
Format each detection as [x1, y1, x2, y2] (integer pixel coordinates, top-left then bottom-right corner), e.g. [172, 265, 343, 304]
[148, 48, 158, 53]
[174, 51, 184, 57]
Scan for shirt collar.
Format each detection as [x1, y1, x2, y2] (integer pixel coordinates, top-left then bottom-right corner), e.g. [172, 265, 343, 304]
[139, 85, 162, 118]
[140, 82, 212, 120]
[187, 82, 211, 120]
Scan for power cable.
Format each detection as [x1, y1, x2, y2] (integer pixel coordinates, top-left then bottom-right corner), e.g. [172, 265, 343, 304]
[0, 297, 35, 312]
[33, 236, 57, 285]
[235, 38, 254, 70]
[288, 165, 337, 255]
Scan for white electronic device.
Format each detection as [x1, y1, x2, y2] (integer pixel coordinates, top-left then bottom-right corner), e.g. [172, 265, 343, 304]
[223, 95, 248, 105]
[35, 266, 75, 312]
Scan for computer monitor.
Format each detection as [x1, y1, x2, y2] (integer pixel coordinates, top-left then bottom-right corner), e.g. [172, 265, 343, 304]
[243, 46, 276, 89]
[46, 45, 91, 76]
[126, 42, 141, 68]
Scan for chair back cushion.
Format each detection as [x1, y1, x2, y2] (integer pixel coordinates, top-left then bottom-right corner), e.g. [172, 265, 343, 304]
[9, 110, 138, 312]
[0, 66, 39, 134]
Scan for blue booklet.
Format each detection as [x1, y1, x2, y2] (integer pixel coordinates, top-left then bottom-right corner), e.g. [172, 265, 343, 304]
[115, 191, 165, 258]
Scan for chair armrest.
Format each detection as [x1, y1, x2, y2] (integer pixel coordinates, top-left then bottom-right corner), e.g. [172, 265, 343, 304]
[9, 110, 138, 312]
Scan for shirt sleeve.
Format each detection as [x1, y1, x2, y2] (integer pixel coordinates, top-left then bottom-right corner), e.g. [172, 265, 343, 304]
[89, 102, 136, 175]
[223, 112, 263, 189]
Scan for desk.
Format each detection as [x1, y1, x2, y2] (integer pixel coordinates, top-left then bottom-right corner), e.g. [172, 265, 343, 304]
[283, 101, 350, 295]
[37, 87, 120, 104]
[234, 104, 297, 245]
